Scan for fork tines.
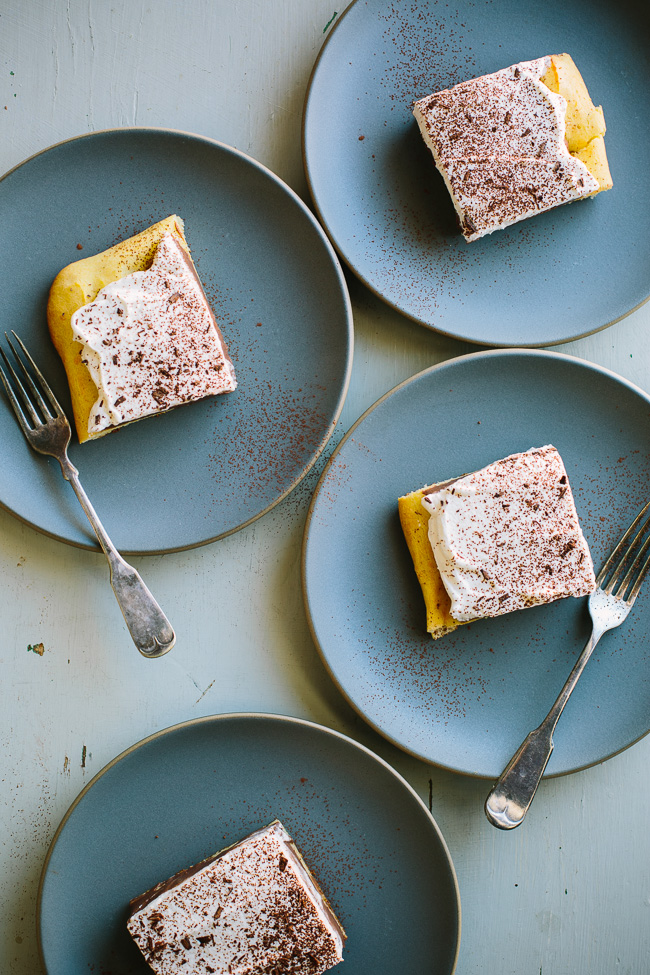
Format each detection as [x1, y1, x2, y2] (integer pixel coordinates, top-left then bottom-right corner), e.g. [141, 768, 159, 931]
[0, 330, 64, 431]
[596, 501, 650, 606]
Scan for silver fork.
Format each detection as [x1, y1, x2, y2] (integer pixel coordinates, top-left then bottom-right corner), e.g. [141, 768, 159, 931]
[0, 331, 175, 659]
[485, 500, 650, 829]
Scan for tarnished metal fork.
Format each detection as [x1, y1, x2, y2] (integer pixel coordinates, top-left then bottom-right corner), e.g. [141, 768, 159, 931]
[485, 500, 650, 829]
[0, 331, 175, 659]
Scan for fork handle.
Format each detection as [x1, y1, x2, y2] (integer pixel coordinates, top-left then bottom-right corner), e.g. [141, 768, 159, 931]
[483, 721, 556, 829]
[485, 624, 605, 829]
[61, 459, 176, 659]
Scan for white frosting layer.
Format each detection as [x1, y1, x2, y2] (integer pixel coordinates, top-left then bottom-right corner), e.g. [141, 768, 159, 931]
[72, 232, 236, 436]
[127, 820, 345, 975]
[422, 446, 596, 621]
[413, 57, 599, 241]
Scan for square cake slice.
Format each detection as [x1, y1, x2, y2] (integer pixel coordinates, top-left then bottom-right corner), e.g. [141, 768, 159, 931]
[47, 215, 236, 443]
[399, 446, 596, 637]
[413, 54, 612, 241]
[126, 820, 346, 975]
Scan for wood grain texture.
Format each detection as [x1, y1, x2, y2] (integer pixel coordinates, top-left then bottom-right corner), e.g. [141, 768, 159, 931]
[1, 1, 649, 973]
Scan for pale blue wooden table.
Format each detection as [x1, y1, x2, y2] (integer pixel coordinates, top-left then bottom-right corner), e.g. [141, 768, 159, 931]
[1, 2, 649, 973]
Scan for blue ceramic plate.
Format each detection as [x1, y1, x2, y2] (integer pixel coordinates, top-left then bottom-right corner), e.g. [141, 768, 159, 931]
[303, 0, 649, 346]
[37, 713, 460, 975]
[0, 129, 352, 553]
[303, 351, 650, 777]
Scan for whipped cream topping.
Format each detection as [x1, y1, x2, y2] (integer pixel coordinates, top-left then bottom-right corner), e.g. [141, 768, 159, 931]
[72, 232, 236, 436]
[127, 820, 345, 975]
[422, 446, 596, 621]
[413, 57, 599, 241]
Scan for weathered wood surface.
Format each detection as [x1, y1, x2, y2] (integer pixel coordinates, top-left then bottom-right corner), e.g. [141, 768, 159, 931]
[1, 2, 649, 972]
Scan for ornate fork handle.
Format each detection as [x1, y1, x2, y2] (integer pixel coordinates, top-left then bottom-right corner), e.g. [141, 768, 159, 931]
[484, 622, 605, 829]
[60, 455, 175, 659]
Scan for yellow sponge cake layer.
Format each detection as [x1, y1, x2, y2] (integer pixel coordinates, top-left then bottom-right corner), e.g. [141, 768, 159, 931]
[398, 486, 462, 640]
[540, 54, 612, 193]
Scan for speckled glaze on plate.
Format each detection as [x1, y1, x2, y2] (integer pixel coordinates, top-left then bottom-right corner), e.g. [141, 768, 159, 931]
[37, 713, 460, 975]
[303, 351, 650, 778]
[303, 0, 650, 346]
[0, 129, 352, 553]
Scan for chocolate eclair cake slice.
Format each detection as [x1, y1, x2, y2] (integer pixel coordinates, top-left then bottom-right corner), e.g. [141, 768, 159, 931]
[399, 446, 596, 638]
[47, 215, 236, 443]
[127, 820, 346, 975]
[413, 54, 612, 241]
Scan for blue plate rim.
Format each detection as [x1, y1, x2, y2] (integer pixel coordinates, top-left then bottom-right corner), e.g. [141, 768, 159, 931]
[302, 348, 650, 778]
[0, 127, 354, 554]
[36, 710, 461, 975]
[302, 0, 650, 348]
